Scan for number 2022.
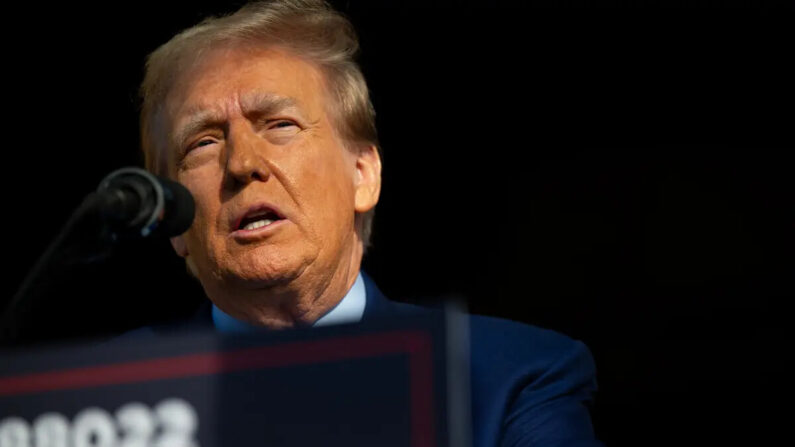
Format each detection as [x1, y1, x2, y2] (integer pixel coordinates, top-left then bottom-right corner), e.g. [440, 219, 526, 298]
[0, 398, 198, 447]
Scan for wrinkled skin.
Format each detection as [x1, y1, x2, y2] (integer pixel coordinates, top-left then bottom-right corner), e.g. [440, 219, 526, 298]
[157, 45, 381, 328]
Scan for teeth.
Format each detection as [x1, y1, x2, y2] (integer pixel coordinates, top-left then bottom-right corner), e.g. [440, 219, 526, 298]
[243, 219, 274, 230]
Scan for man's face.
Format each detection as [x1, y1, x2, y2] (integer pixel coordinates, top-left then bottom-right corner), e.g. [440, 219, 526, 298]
[158, 45, 380, 305]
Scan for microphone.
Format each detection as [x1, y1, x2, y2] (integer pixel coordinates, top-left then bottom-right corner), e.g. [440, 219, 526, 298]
[1, 168, 195, 344]
[96, 167, 195, 238]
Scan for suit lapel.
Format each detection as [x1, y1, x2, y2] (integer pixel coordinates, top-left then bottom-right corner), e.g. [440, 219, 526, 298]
[361, 271, 424, 321]
[361, 271, 396, 321]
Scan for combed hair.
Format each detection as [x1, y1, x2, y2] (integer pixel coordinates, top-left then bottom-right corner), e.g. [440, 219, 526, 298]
[140, 0, 379, 247]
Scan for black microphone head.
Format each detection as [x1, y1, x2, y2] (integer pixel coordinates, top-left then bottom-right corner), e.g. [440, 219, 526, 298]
[158, 176, 195, 237]
[97, 167, 194, 238]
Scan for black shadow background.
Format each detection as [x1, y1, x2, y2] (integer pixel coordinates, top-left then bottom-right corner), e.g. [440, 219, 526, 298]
[2, 1, 793, 445]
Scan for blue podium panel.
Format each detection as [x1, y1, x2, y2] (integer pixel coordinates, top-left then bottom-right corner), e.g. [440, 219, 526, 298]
[0, 312, 469, 447]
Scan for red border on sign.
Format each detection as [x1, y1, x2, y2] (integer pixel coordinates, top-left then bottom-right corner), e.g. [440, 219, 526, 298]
[0, 330, 435, 447]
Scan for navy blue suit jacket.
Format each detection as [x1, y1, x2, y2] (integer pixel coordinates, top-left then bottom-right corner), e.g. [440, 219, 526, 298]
[360, 275, 601, 447]
[137, 273, 602, 447]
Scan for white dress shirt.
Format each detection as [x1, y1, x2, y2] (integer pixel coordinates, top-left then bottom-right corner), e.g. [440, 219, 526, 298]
[211, 273, 366, 333]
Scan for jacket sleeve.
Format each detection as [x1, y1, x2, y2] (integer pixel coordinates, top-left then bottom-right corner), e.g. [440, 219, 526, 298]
[498, 340, 602, 447]
[468, 316, 602, 447]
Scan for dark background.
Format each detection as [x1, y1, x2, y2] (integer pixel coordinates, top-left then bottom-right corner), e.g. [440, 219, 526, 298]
[2, 1, 793, 445]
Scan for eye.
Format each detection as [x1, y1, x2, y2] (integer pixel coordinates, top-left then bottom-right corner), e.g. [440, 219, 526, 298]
[268, 120, 299, 130]
[187, 138, 217, 153]
[264, 119, 301, 143]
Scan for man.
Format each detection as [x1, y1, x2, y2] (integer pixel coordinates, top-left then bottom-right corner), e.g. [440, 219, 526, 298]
[137, 1, 602, 446]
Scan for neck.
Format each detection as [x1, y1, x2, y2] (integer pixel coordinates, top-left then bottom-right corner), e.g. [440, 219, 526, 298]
[208, 240, 363, 330]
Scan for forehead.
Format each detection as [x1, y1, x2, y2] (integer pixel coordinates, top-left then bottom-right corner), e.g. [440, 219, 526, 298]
[163, 44, 329, 130]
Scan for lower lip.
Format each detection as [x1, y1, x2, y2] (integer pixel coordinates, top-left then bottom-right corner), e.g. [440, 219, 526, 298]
[230, 219, 287, 241]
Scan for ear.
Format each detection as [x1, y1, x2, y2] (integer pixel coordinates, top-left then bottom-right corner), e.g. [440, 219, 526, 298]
[353, 144, 382, 213]
[170, 235, 189, 258]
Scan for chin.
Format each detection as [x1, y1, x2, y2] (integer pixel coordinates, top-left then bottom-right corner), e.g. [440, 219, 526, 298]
[223, 250, 312, 289]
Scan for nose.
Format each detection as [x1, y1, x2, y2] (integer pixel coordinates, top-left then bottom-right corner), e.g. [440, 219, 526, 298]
[224, 121, 269, 187]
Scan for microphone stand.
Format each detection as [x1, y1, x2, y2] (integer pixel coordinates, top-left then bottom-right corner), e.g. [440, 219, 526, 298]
[1, 167, 193, 346]
[0, 192, 117, 345]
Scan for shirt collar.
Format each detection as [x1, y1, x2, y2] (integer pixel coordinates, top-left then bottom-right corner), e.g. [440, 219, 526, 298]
[211, 272, 366, 333]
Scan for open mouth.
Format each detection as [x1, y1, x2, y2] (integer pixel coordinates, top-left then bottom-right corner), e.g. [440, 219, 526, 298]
[235, 207, 285, 232]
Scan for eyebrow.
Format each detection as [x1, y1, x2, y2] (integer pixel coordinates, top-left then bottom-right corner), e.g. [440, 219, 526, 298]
[171, 93, 302, 150]
[172, 108, 227, 151]
[240, 92, 300, 118]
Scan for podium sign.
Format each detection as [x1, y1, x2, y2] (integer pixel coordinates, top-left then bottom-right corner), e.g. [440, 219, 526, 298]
[0, 311, 470, 447]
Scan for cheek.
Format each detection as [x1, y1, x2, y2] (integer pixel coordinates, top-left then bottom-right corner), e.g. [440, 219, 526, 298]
[179, 166, 217, 207]
[318, 166, 357, 233]
[182, 202, 221, 274]
[179, 172, 222, 236]
[283, 146, 350, 206]
[306, 155, 354, 211]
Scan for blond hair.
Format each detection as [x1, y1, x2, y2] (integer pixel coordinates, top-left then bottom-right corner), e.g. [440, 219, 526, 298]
[140, 0, 379, 247]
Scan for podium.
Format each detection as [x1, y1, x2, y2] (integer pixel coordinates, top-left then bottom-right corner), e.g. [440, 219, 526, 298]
[0, 310, 470, 447]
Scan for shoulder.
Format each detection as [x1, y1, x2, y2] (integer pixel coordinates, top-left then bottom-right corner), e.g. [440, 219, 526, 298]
[466, 315, 601, 447]
[468, 314, 596, 381]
